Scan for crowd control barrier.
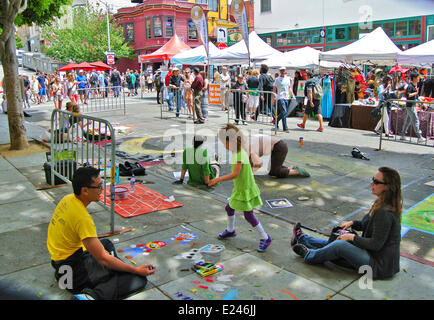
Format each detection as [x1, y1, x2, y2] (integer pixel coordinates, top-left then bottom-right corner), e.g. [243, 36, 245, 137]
[377, 98, 433, 149]
[160, 86, 195, 120]
[49, 109, 117, 233]
[227, 89, 278, 133]
[81, 86, 126, 115]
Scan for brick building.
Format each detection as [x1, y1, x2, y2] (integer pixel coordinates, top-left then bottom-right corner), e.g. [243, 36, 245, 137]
[113, 0, 254, 72]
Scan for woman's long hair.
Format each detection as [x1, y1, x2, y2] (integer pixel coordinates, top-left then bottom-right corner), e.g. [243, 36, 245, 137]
[369, 167, 403, 220]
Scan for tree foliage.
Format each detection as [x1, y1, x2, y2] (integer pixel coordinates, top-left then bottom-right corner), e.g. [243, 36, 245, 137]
[42, 2, 134, 64]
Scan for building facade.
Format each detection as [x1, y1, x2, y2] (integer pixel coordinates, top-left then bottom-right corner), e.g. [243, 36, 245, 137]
[255, 0, 434, 52]
[113, 0, 254, 71]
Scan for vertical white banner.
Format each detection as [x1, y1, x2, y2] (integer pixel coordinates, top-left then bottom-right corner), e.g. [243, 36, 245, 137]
[191, 6, 209, 57]
[231, 0, 249, 57]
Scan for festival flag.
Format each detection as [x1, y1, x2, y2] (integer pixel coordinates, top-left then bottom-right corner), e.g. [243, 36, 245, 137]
[191, 6, 209, 57]
[230, 0, 250, 57]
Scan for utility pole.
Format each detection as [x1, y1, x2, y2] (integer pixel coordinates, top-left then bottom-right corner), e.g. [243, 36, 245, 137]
[95, 0, 111, 51]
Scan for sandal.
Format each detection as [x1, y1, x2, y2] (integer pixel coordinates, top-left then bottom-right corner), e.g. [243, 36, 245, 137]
[294, 166, 310, 178]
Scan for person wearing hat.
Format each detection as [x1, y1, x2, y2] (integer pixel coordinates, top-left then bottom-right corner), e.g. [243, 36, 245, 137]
[273, 67, 296, 132]
[76, 70, 88, 105]
[297, 71, 325, 132]
[173, 135, 220, 185]
[168, 67, 183, 117]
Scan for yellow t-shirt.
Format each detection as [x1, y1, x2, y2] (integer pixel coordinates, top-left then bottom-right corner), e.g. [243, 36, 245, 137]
[47, 194, 98, 261]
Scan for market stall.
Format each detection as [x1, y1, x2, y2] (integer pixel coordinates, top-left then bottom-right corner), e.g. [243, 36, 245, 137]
[138, 34, 192, 62]
[170, 42, 219, 65]
[397, 39, 434, 68]
[209, 31, 282, 66]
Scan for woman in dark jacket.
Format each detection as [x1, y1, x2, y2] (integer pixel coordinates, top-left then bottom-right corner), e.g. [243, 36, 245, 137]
[291, 167, 402, 279]
[232, 74, 248, 125]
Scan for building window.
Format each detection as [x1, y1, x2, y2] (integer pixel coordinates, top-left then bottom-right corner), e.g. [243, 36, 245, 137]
[209, 0, 218, 11]
[196, 0, 206, 4]
[261, 0, 271, 13]
[335, 27, 345, 40]
[348, 26, 358, 40]
[125, 23, 134, 42]
[408, 19, 421, 35]
[145, 17, 152, 39]
[395, 21, 407, 37]
[188, 19, 197, 40]
[165, 16, 174, 38]
[383, 22, 394, 37]
[153, 16, 163, 38]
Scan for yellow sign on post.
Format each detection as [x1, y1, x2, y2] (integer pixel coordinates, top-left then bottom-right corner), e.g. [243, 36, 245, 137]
[208, 84, 222, 105]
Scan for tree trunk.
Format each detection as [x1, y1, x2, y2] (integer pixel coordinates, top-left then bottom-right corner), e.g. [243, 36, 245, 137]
[1, 29, 29, 150]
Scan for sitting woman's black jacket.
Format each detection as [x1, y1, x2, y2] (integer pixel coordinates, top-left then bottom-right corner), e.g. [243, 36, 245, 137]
[352, 206, 401, 279]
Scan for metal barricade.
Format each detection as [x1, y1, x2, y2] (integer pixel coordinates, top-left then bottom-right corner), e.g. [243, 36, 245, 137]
[377, 98, 433, 149]
[160, 86, 195, 120]
[50, 109, 117, 233]
[81, 86, 126, 115]
[227, 89, 278, 132]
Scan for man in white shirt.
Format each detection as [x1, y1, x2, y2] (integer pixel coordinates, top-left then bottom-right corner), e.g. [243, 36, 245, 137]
[220, 67, 231, 111]
[273, 67, 296, 132]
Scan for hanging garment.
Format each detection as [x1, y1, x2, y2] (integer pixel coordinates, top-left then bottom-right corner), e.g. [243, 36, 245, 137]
[321, 75, 333, 119]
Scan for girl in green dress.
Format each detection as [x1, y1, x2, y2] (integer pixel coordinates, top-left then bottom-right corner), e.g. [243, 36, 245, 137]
[209, 124, 272, 252]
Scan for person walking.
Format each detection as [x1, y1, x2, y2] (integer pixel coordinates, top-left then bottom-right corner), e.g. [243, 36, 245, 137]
[297, 72, 325, 132]
[154, 71, 163, 104]
[400, 72, 426, 143]
[209, 124, 272, 252]
[110, 68, 121, 98]
[168, 67, 183, 117]
[76, 70, 88, 105]
[232, 74, 248, 125]
[191, 68, 205, 124]
[247, 69, 260, 119]
[273, 67, 296, 132]
[200, 70, 209, 121]
[220, 66, 231, 111]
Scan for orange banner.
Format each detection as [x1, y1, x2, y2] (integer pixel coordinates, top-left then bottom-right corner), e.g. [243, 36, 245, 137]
[208, 84, 221, 105]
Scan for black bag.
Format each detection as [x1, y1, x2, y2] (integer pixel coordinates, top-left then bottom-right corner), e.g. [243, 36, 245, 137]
[43, 160, 77, 185]
[351, 147, 370, 160]
[118, 161, 146, 176]
[328, 226, 357, 244]
[263, 74, 274, 91]
[370, 105, 381, 119]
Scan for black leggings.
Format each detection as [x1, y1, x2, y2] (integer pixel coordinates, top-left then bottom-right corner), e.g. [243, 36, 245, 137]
[269, 140, 290, 178]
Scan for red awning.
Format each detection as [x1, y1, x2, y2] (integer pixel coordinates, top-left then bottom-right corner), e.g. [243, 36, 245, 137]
[90, 61, 113, 71]
[58, 63, 81, 71]
[75, 62, 95, 71]
[389, 65, 409, 74]
[139, 34, 192, 62]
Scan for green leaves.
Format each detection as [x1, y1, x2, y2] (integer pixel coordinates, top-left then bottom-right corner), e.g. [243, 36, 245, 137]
[41, 4, 134, 64]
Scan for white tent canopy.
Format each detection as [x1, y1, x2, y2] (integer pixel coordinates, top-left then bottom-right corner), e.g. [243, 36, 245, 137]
[263, 46, 342, 70]
[209, 31, 282, 65]
[320, 27, 402, 66]
[397, 39, 434, 67]
[170, 42, 219, 65]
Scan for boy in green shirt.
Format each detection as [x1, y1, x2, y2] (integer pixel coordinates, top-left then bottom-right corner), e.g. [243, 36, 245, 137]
[174, 135, 220, 185]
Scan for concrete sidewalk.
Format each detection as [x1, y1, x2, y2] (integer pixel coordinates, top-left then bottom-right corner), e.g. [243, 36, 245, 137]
[0, 101, 432, 300]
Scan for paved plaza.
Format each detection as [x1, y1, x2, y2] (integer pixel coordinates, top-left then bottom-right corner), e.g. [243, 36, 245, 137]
[0, 91, 432, 301]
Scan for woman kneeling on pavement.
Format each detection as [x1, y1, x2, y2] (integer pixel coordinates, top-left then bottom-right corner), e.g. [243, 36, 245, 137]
[291, 166, 402, 280]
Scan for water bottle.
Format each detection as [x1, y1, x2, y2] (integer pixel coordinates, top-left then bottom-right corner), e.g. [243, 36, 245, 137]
[129, 174, 135, 193]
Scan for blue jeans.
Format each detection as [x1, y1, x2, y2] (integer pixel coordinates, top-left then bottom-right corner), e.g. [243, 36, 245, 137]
[112, 82, 120, 97]
[168, 90, 181, 114]
[299, 234, 370, 270]
[277, 99, 289, 131]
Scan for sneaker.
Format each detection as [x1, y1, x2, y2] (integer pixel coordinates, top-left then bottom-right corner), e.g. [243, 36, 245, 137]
[218, 229, 237, 239]
[73, 288, 97, 300]
[317, 127, 324, 132]
[418, 137, 427, 143]
[292, 243, 309, 258]
[297, 123, 305, 129]
[257, 235, 272, 252]
[290, 222, 302, 247]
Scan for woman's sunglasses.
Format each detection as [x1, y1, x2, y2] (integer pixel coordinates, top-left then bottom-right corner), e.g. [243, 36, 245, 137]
[372, 177, 386, 185]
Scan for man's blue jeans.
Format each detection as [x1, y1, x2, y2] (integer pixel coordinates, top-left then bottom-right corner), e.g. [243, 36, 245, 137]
[167, 90, 181, 114]
[112, 82, 120, 97]
[299, 234, 370, 270]
[277, 99, 289, 131]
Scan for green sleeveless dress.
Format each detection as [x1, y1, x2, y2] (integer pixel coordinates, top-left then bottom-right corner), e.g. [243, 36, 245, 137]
[229, 149, 263, 211]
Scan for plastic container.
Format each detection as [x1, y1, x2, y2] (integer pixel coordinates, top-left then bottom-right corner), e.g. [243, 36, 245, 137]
[113, 187, 129, 201]
[130, 174, 135, 193]
[299, 137, 304, 147]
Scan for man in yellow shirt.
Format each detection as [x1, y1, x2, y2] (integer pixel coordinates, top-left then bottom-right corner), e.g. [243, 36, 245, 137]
[47, 166, 156, 299]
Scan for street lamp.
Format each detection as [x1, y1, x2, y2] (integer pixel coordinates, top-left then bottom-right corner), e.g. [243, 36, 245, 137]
[95, 0, 112, 51]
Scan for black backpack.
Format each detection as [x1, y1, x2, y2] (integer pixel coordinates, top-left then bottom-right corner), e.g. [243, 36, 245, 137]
[263, 74, 274, 91]
[118, 161, 146, 176]
[90, 73, 98, 85]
